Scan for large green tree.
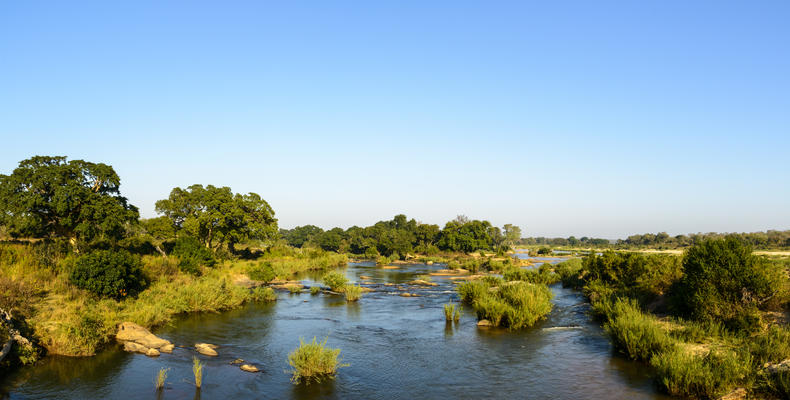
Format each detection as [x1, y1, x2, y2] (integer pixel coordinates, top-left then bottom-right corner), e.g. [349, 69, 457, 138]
[154, 184, 277, 251]
[0, 156, 138, 249]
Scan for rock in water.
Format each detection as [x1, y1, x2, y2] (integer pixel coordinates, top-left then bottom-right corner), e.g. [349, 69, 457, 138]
[160, 344, 174, 354]
[116, 322, 173, 350]
[145, 348, 161, 357]
[477, 319, 492, 327]
[240, 364, 259, 373]
[230, 358, 244, 365]
[195, 343, 218, 356]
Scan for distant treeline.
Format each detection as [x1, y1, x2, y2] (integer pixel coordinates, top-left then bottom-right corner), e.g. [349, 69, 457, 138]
[517, 230, 790, 250]
[280, 215, 521, 258]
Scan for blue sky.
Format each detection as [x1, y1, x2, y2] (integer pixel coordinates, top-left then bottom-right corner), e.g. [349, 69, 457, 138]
[1, 1, 788, 238]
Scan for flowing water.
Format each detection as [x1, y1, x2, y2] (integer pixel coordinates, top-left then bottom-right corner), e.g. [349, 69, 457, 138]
[1, 257, 668, 399]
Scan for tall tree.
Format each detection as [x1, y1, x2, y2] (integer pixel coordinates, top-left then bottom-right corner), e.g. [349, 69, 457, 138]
[503, 224, 522, 247]
[0, 156, 138, 250]
[155, 184, 277, 251]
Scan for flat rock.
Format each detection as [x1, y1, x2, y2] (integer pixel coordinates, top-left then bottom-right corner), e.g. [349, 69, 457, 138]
[195, 343, 218, 356]
[359, 275, 372, 280]
[160, 344, 174, 354]
[116, 322, 172, 350]
[477, 319, 493, 327]
[123, 341, 150, 354]
[718, 388, 747, 400]
[399, 293, 419, 297]
[408, 279, 438, 286]
[240, 364, 259, 373]
[230, 358, 244, 365]
[380, 266, 399, 269]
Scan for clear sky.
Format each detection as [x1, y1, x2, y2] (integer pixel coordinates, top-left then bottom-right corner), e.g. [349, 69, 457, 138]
[1, 1, 788, 239]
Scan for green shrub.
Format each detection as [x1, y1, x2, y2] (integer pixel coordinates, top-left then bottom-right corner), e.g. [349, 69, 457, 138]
[287, 337, 349, 384]
[310, 286, 321, 295]
[555, 258, 584, 288]
[670, 236, 786, 332]
[651, 348, 751, 399]
[251, 286, 277, 302]
[536, 247, 552, 255]
[457, 280, 489, 304]
[322, 272, 348, 291]
[172, 237, 215, 275]
[344, 284, 362, 301]
[503, 267, 559, 285]
[458, 279, 553, 329]
[69, 249, 148, 299]
[603, 298, 675, 361]
[247, 261, 276, 282]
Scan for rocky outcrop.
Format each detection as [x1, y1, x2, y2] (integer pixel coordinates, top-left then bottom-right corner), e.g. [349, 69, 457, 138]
[116, 322, 173, 356]
[195, 343, 218, 356]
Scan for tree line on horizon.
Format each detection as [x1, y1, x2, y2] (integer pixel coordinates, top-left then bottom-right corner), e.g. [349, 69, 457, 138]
[518, 230, 790, 250]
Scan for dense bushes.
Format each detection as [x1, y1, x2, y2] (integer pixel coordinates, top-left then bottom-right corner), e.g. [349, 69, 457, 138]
[456, 279, 553, 329]
[171, 237, 216, 275]
[322, 272, 348, 291]
[247, 261, 276, 282]
[69, 249, 147, 299]
[669, 237, 785, 331]
[287, 337, 348, 384]
[602, 298, 675, 361]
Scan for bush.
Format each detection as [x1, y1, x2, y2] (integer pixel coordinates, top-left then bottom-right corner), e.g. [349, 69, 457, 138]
[251, 286, 277, 302]
[322, 272, 348, 291]
[651, 348, 751, 399]
[69, 249, 148, 299]
[503, 266, 559, 285]
[287, 337, 348, 384]
[457, 280, 489, 304]
[536, 247, 552, 255]
[247, 261, 276, 282]
[344, 284, 362, 301]
[670, 236, 786, 331]
[457, 279, 553, 329]
[172, 237, 216, 275]
[603, 298, 675, 361]
[556, 258, 584, 288]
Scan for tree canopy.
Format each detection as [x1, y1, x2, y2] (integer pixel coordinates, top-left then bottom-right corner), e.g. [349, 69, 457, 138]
[154, 184, 277, 250]
[0, 156, 138, 248]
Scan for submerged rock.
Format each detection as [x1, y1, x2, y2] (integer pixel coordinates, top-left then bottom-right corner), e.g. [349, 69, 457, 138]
[240, 364, 259, 373]
[195, 343, 218, 356]
[230, 358, 244, 365]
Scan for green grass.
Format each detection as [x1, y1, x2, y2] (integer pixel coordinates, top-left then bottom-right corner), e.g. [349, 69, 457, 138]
[192, 356, 204, 388]
[602, 298, 675, 361]
[344, 284, 362, 301]
[443, 303, 460, 322]
[251, 286, 277, 302]
[650, 348, 751, 399]
[310, 286, 321, 295]
[287, 337, 349, 384]
[155, 367, 169, 391]
[288, 285, 302, 294]
[322, 272, 348, 291]
[456, 279, 553, 329]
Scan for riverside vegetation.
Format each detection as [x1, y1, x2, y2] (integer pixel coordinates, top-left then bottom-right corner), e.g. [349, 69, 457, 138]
[557, 236, 790, 399]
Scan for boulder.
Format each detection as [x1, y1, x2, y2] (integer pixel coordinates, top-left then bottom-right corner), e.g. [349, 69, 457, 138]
[116, 322, 172, 350]
[123, 341, 150, 354]
[145, 348, 161, 357]
[477, 319, 492, 327]
[195, 343, 218, 356]
[240, 364, 259, 373]
[160, 344, 174, 354]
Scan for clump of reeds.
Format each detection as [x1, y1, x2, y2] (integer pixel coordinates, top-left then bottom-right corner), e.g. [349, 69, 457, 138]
[443, 303, 460, 322]
[344, 284, 362, 301]
[155, 367, 169, 391]
[287, 337, 349, 384]
[193, 356, 204, 388]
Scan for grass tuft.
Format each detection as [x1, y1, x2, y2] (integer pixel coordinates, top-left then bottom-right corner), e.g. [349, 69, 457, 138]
[287, 337, 349, 384]
[193, 356, 204, 388]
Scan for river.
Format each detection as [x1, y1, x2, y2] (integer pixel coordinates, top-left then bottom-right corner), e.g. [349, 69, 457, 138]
[1, 257, 668, 399]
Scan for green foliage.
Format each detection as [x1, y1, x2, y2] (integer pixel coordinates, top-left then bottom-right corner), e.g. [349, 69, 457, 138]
[287, 337, 348, 384]
[602, 298, 675, 361]
[457, 279, 553, 329]
[555, 258, 584, 288]
[69, 249, 147, 299]
[344, 284, 362, 301]
[172, 236, 216, 275]
[322, 272, 348, 291]
[310, 286, 321, 295]
[749, 325, 790, 365]
[155, 184, 278, 251]
[0, 156, 138, 248]
[247, 261, 276, 282]
[443, 303, 460, 322]
[651, 348, 751, 399]
[763, 370, 790, 399]
[280, 225, 324, 248]
[250, 286, 277, 302]
[670, 236, 786, 331]
[503, 266, 559, 285]
[536, 247, 552, 255]
[437, 217, 498, 253]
